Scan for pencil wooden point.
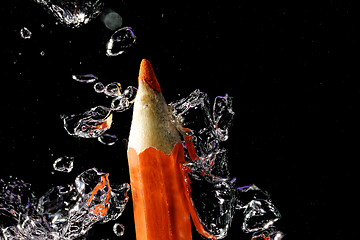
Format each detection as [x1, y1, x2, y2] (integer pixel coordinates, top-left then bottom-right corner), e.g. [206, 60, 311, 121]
[138, 59, 161, 93]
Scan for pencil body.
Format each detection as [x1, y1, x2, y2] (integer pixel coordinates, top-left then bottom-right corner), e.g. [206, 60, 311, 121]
[128, 144, 192, 240]
[127, 59, 192, 240]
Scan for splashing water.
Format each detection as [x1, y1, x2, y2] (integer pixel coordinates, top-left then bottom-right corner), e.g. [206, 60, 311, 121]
[53, 156, 74, 173]
[33, 0, 104, 28]
[62, 106, 113, 138]
[58, 77, 283, 239]
[62, 80, 137, 139]
[170, 89, 236, 238]
[106, 27, 137, 56]
[0, 168, 130, 240]
[170, 89, 283, 239]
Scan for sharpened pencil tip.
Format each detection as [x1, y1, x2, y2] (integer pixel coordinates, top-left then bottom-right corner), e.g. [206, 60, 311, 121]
[138, 59, 161, 93]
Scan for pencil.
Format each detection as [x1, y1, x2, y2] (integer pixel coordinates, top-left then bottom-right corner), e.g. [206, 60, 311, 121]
[127, 59, 217, 240]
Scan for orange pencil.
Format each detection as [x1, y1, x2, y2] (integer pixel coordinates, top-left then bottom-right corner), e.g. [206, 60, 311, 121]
[127, 59, 217, 240]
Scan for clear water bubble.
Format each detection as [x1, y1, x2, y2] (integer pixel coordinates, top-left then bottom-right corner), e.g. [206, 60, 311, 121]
[0, 169, 130, 239]
[113, 223, 125, 237]
[101, 9, 123, 30]
[213, 94, 234, 141]
[72, 74, 98, 83]
[111, 96, 130, 112]
[20, 27, 32, 39]
[61, 106, 113, 138]
[53, 156, 74, 173]
[122, 86, 137, 103]
[98, 133, 118, 146]
[94, 82, 105, 93]
[106, 27, 136, 56]
[105, 82, 122, 97]
[33, 0, 104, 28]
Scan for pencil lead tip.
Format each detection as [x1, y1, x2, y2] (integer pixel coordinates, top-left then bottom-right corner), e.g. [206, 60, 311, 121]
[138, 59, 161, 93]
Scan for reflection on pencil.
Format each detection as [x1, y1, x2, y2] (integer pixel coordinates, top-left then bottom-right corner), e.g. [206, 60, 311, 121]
[127, 59, 217, 240]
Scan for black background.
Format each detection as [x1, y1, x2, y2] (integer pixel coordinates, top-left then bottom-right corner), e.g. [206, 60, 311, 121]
[0, 0, 353, 239]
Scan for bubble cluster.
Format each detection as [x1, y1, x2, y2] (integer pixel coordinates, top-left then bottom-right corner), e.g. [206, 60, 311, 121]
[0, 169, 130, 239]
[33, 0, 104, 28]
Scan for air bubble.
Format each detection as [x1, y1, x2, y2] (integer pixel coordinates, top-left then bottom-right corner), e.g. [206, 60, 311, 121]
[98, 133, 118, 146]
[106, 27, 136, 56]
[53, 156, 74, 173]
[20, 27, 32, 39]
[111, 96, 130, 112]
[72, 74, 98, 83]
[61, 106, 113, 138]
[105, 82, 122, 97]
[94, 82, 105, 93]
[113, 223, 125, 237]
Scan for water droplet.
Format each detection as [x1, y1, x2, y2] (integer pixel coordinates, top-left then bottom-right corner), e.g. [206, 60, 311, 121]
[53, 156, 74, 173]
[113, 223, 125, 237]
[105, 82, 122, 97]
[94, 82, 105, 93]
[123, 86, 137, 103]
[40, 51, 45, 56]
[106, 27, 136, 56]
[20, 27, 32, 39]
[72, 73, 98, 83]
[98, 133, 118, 146]
[61, 106, 113, 138]
[101, 9, 123, 30]
[111, 96, 130, 112]
[34, 0, 104, 28]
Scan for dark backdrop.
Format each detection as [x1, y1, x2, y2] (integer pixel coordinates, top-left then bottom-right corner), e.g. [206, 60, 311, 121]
[0, 0, 353, 239]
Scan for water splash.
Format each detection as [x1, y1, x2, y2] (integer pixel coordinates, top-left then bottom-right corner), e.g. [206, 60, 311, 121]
[61, 106, 113, 138]
[0, 169, 130, 240]
[170, 90, 235, 238]
[170, 89, 234, 178]
[170, 90, 283, 239]
[53, 156, 74, 173]
[106, 27, 137, 56]
[62, 81, 136, 140]
[33, 0, 104, 28]
[20, 27, 32, 39]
